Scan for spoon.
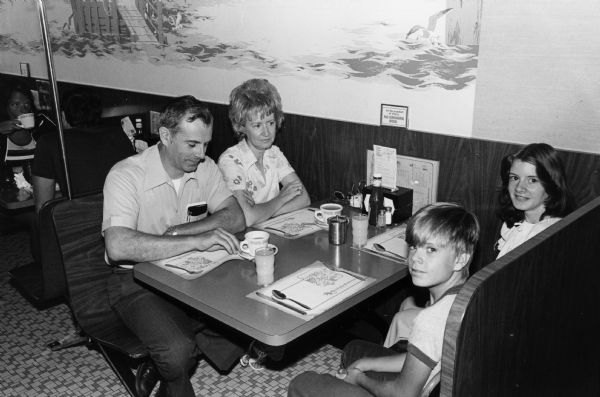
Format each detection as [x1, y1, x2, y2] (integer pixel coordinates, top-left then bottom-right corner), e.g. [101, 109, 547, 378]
[272, 290, 311, 310]
[373, 243, 405, 260]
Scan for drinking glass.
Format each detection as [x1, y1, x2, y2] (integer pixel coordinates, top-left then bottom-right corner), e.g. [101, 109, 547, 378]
[352, 213, 369, 249]
[255, 247, 276, 286]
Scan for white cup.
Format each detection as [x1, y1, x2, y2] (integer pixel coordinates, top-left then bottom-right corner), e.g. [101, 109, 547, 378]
[314, 203, 343, 224]
[255, 246, 276, 286]
[240, 231, 270, 257]
[18, 113, 35, 129]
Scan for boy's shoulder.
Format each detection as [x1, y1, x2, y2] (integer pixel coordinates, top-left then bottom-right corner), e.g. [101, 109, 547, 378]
[415, 285, 463, 331]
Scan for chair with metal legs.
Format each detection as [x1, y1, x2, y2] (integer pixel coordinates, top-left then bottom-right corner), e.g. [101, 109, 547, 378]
[51, 193, 157, 397]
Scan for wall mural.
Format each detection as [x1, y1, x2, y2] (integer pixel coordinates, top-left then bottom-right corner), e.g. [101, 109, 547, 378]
[0, 0, 481, 136]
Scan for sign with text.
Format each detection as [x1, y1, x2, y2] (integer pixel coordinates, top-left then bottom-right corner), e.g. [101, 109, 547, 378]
[380, 104, 408, 128]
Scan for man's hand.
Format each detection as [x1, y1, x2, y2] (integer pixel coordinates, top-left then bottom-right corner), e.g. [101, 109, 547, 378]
[195, 227, 240, 254]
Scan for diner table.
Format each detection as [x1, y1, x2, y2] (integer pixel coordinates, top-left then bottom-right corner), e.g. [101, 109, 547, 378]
[134, 209, 408, 347]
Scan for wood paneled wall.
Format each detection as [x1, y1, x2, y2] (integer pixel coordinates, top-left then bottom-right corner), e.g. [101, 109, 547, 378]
[4, 74, 599, 270]
[276, 114, 600, 271]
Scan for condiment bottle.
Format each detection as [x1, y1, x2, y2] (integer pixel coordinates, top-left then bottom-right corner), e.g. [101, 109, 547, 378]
[385, 206, 393, 225]
[135, 118, 143, 138]
[368, 173, 383, 226]
[377, 208, 387, 228]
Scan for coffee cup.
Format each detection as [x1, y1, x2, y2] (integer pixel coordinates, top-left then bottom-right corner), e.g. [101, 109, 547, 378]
[314, 203, 343, 224]
[240, 231, 270, 257]
[17, 113, 35, 129]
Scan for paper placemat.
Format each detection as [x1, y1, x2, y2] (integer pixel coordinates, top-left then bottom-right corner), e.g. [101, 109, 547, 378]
[254, 207, 323, 239]
[248, 261, 374, 320]
[360, 225, 408, 262]
[153, 250, 240, 280]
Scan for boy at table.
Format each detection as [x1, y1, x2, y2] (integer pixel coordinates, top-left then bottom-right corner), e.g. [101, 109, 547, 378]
[288, 202, 480, 397]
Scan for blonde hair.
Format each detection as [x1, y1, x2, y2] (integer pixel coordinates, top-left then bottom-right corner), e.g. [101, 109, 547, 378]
[406, 202, 480, 277]
[228, 79, 284, 140]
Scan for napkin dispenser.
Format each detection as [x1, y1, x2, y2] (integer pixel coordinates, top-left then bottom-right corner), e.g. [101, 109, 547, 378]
[362, 185, 413, 224]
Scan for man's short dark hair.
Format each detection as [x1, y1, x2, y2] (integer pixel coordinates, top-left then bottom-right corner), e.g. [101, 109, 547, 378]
[159, 95, 213, 133]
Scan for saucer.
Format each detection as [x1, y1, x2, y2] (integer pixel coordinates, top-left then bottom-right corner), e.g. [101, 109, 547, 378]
[314, 219, 329, 229]
[239, 243, 278, 261]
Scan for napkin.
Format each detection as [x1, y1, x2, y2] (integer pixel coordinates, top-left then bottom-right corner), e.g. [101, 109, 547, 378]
[14, 172, 32, 192]
[363, 225, 408, 260]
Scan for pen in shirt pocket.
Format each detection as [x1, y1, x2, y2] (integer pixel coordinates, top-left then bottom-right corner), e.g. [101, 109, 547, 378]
[186, 202, 207, 222]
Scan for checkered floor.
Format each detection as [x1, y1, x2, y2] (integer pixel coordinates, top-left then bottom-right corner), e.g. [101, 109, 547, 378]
[0, 232, 342, 397]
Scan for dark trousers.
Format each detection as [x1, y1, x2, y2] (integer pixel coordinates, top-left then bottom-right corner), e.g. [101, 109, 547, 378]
[288, 340, 401, 397]
[107, 270, 244, 397]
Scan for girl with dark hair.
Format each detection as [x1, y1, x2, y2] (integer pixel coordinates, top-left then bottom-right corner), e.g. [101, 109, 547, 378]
[496, 143, 574, 257]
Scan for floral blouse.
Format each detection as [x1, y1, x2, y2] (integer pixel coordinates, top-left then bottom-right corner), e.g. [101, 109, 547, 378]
[217, 139, 295, 204]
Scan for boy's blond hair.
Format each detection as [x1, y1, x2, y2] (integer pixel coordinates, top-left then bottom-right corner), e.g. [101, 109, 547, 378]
[406, 202, 480, 278]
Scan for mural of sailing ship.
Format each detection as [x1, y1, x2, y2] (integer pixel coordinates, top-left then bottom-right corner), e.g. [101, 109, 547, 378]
[69, 0, 167, 44]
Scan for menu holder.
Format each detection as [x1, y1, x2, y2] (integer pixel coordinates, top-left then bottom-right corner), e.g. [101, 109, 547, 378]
[362, 225, 408, 262]
[153, 250, 240, 280]
[249, 261, 374, 319]
[255, 207, 322, 239]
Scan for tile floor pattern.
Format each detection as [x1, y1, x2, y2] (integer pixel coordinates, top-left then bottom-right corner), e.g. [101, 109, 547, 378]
[0, 232, 342, 396]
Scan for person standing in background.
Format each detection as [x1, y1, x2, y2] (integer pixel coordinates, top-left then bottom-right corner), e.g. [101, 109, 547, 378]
[31, 87, 134, 212]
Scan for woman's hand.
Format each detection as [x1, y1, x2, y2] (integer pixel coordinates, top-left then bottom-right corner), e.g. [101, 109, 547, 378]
[278, 180, 303, 202]
[242, 190, 256, 206]
[0, 119, 21, 135]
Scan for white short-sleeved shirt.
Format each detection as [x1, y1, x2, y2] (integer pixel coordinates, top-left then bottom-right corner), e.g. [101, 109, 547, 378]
[102, 144, 232, 238]
[218, 139, 294, 204]
[407, 286, 461, 387]
[496, 217, 561, 258]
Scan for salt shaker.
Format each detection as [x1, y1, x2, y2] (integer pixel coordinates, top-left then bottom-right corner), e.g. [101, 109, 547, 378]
[377, 208, 386, 228]
[385, 206, 393, 225]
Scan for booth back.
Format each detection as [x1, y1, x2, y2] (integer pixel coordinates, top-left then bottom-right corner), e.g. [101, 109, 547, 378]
[440, 196, 600, 396]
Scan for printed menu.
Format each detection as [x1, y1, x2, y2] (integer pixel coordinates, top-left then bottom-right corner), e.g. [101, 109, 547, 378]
[252, 261, 374, 319]
[255, 207, 322, 238]
[153, 250, 240, 280]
